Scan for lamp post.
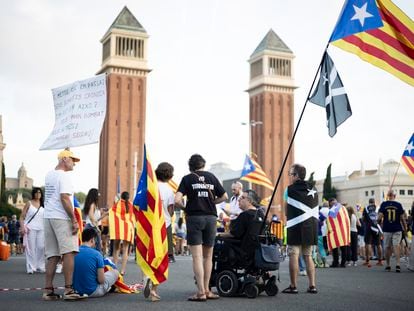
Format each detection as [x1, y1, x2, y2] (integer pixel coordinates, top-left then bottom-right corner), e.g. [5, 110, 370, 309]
[241, 120, 263, 189]
[241, 120, 263, 157]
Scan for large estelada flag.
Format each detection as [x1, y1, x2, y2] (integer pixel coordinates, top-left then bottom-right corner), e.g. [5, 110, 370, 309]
[329, 0, 414, 86]
[327, 203, 351, 250]
[401, 133, 414, 178]
[133, 145, 169, 285]
[109, 199, 135, 242]
[240, 155, 274, 190]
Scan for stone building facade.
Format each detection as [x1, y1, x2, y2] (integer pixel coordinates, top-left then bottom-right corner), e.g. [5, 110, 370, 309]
[5, 163, 33, 190]
[315, 159, 414, 210]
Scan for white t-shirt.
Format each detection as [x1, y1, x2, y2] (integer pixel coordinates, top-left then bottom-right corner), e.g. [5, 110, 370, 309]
[44, 169, 74, 220]
[350, 214, 358, 232]
[229, 195, 242, 220]
[158, 182, 174, 228]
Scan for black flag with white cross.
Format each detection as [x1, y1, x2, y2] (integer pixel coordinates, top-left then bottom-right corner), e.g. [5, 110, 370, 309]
[309, 51, 352, 137]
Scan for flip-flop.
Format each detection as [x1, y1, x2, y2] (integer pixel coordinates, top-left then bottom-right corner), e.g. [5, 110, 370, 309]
[282, 286, 298, 294]
[143, 278, 151, 298]
[188, 294, 207, 302]
[307, 286, 318, 294]
[206, 292, 220, 299]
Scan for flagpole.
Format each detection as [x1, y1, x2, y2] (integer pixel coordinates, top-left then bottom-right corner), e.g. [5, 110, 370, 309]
[388, 161, 401, 193]
[261, 44, 329, 230]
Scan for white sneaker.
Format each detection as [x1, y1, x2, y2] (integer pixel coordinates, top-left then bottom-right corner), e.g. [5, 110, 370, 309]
[56, 264, 63, 274]
[353, 262, 357, 267]
[300, 270, 307, 276]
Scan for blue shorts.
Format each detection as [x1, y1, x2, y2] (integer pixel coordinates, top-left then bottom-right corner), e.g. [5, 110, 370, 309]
[186, 215, 217, 247]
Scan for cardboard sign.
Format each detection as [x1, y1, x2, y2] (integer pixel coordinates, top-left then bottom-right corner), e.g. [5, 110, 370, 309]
[40, 74, 107, 150]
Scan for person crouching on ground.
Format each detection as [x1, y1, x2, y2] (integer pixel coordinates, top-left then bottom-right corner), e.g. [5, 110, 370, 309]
[73, 228, 119, 298]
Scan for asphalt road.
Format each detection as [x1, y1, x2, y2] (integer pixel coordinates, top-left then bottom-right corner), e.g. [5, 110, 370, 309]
[0, 254, 413, 311]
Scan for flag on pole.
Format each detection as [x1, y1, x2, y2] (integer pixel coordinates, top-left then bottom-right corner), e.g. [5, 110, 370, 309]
[329, 0, 414, 86]
[309, 51, 352, 137]
[133, 145, 169, 285]
[240, 155, 274, 190]
[401, 133, 414, 178]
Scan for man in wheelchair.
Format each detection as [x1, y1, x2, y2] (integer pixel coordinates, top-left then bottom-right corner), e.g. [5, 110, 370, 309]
[212, 190, 280, 298]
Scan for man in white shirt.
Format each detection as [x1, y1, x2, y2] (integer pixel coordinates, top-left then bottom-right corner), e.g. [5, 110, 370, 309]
[43, 149, 85, 301]
[228, 181, 243, 220]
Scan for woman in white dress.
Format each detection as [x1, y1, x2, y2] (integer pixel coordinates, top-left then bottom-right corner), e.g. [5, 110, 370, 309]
[20, 187, 45, 274]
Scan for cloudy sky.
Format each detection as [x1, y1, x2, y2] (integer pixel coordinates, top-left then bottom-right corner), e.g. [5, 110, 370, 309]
[0, 0, 413, 193]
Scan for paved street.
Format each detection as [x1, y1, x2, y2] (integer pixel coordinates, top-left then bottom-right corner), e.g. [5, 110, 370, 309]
[0, 254, 413, 311]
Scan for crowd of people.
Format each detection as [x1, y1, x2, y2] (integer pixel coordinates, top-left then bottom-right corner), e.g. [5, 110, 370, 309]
[1, 150, 414, 302]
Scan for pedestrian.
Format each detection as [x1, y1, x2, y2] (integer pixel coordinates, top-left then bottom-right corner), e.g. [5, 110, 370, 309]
[378, 190, 407, 273]
[174, 217, 187, 255]
[408, 201, 414, 272]
[110, 191, 135, 276]
[7, 215, 20, 255]
[19, 187, 45, 274]
[83, 188, 103, 252]
[43, 148, 86, 300]
[362, 198, 383, 267]
[282, 164, 319, 294]
[73, 228, 119, 298]
[174, 154, 227, 301]
[142, 162, 175, 302]
[327, 198, 350, 268]
[346, 205, 360, 266]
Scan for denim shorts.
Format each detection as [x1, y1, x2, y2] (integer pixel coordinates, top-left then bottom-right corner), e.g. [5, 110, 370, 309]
[186, 215, 217, 247]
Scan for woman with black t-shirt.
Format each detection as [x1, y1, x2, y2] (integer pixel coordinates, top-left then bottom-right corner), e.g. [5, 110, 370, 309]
[175, 154, 228, 301]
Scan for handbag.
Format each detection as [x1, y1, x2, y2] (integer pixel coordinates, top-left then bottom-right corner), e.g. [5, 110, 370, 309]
[255, 242, 281, 270]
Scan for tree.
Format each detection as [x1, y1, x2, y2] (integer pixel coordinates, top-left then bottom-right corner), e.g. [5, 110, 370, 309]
[323, 163, 336, 200]
[307, 172, 316, 188]
[75, 191, 86, 204]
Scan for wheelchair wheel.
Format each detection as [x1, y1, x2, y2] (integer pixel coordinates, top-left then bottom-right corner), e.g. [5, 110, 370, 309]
[244, 283, 259, 299]
[216, 270, 238, 297]
[264, 277, 278, 296]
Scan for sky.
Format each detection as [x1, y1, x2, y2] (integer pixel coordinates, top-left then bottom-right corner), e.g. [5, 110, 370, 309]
[0, 0, 413, 193]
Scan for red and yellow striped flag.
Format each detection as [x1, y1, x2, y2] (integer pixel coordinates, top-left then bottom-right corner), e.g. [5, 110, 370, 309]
[167, 179, 178, 193]
[330, 0, 414, 86]
[74, 206, 83, 245]
[109, 199, 135, 242]
[133, 145, 168, 285]
[327, 205, 351, 251]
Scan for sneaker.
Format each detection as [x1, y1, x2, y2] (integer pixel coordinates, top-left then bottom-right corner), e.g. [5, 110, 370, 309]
[385, 266, 391, 272]
[42, 291, 62, 301]
[63, 289, 88, 300]
[395, 265, 401, 273]
[299, 270, 307, 276]
[56, 264, 63, 274]
[353, 262, 357, 267]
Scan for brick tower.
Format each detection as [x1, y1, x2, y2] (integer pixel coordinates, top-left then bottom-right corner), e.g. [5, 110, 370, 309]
[247, 29, 296, 206]
[97, 7, 149, 208]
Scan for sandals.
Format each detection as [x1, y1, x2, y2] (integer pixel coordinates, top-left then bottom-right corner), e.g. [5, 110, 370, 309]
[205, 291, 220, 299]
[143, 278, 151, 298]
[188, 294, 207, 302]
[396, 266, 401, 273]
[385, 266, 391, 272]
[42, 288, 61, 301]
[307, 286, 318, 294]
[282, 285, 298, 294]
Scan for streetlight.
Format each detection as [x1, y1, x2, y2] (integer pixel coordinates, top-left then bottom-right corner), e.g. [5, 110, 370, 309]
[241, 120, 263, 156]
[241, 120, 263, 189]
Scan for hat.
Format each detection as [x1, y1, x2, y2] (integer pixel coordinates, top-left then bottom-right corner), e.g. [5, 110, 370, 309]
[58, 149, 80, 162]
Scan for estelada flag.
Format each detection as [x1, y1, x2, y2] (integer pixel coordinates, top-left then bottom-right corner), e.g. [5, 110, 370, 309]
[327, 203, 351, 250]
[73, 197, 83, 245]
[103, 258, 139, 293]
[109, 199, 135, 242]
[133, 145, 169, 285]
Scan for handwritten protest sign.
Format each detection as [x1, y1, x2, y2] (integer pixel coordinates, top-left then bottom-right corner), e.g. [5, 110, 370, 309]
[40, 74, 107, 150]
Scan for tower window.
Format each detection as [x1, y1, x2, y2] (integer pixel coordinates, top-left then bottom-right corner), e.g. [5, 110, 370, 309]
[102, 39, 110, 61]
[250, 59, 263, 79]
[115, 36, 144, 59]
[269, 57, 291, 77]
